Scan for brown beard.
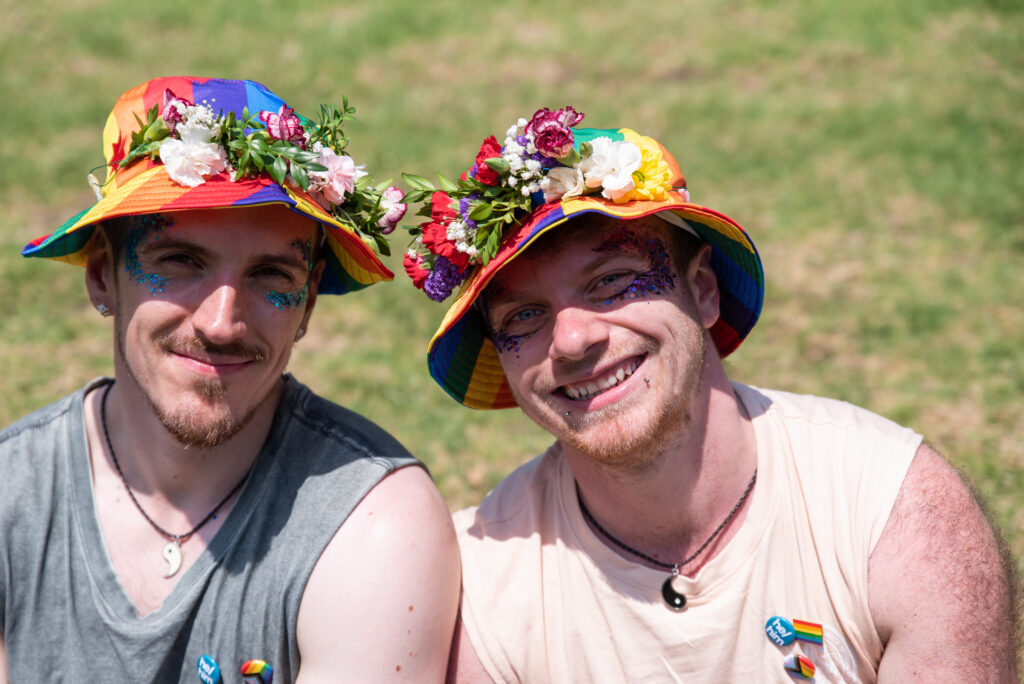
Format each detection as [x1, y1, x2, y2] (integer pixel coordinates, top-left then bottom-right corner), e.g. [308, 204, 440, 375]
[116, 326, 268, 448]
[535, 323, 708, 474]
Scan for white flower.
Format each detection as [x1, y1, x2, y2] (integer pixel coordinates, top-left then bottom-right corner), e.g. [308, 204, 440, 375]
[541, 166, 586, 202]
[578, 137, 642, 201]
[525, 159, 542, 174]
[309, 147, 366, 206]
[447, 220, 468, 241]
[159, 122, 228, 187]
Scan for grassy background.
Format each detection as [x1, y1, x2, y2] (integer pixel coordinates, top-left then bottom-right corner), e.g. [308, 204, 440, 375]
[2, 0, 1022, 617]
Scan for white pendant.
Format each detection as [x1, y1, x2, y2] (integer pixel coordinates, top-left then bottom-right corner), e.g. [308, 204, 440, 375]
[162, 540, 182, 577]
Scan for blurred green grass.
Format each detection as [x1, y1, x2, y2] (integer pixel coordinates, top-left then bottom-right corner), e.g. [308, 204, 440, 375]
[2, 0, 1021, 600]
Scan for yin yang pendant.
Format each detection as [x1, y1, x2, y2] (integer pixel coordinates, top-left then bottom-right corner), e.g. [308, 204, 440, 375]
[662, 572, 687, 610]
[162, 540, 182, 577]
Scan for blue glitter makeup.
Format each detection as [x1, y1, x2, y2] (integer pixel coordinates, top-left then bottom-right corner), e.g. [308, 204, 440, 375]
[595, 230, 677, 305]
[123, 214, 174, 294]
[265, 239, 314, 310]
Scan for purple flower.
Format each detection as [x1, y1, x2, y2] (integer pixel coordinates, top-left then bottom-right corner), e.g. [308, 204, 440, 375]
[424, 256, 468, 302]
[525, 106, 585, 159]
[259, 105, 306, 147]
[459, 193, 481, 232]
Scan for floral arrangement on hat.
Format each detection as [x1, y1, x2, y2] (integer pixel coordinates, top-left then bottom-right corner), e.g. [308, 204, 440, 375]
[108, 90, 406, 254]
[400, 106, 680, 301]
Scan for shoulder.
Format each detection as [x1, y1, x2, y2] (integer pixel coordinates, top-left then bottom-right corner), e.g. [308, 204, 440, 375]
[297, 465, 460, 679]
[869, 443, 1017, 678]
[279, 375, 417, 467]
[738, 383, 920, 442]
[453, 445, 561, 542]
[0, 391, 80, 449]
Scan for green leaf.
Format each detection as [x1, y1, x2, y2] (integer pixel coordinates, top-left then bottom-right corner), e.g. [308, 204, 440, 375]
[468, 202, 492, 221]
[438, 173, 458, 192]
[401, 173, 436, 192]
[373, 233, 391, 257]
[269, 156, 288, 185]
[290, 162, 309, 191]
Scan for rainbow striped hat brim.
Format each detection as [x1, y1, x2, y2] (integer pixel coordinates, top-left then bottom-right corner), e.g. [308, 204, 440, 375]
[426, 128, 764, 410]
[21, 77, 391, 295]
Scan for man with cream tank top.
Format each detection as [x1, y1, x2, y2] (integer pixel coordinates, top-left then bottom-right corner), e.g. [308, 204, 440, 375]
[403, 106, 1016, 681]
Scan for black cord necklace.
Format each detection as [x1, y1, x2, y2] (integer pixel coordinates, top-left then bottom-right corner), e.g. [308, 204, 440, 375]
[577, 468, 757, 611]
[99, 382, 248, 578]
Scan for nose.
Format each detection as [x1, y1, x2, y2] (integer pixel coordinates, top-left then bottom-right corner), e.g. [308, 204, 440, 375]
[191, 283, 247, 344]
[549, 306, 609, 362]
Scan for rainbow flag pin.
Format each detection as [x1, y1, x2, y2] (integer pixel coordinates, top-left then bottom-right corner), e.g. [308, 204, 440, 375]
[792, 619, 824, 645]
[783, 654, 816, 678]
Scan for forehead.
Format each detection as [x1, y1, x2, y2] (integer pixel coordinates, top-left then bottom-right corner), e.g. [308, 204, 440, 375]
[485, 216, 673, 296]
[131, 206, 319, 250]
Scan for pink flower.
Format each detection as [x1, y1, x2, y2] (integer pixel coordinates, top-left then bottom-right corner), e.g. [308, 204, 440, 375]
[309, 147, 366, 207]
[376, 186, 407, 233]
[259, 105, 306, 147]
[161, 89, 191, 134]
[525, 106, 585, 159]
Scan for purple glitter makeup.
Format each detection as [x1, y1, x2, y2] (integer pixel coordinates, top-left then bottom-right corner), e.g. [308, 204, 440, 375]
[492, 328, 535, 355]
[123, 214, 174, 295]
[595, 229, 677, 304]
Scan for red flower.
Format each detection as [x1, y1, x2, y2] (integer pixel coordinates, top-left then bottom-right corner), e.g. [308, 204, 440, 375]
[472, 136, 502, 186]
[404, 252, 429, 289]
[420, 221, 470, 270]
[108, 131, 129, 173]
[429, 191, 458, 223]
[525, 106, 584, 159]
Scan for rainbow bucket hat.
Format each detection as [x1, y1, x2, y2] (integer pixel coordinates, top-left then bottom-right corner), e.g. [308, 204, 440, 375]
[405, 108, 764, 409]
[22, 76, 398, 295]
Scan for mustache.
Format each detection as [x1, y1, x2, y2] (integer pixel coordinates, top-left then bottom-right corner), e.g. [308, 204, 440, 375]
[156, 333, 266, 362]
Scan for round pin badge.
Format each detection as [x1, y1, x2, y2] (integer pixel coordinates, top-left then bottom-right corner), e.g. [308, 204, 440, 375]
[765, 615, 796, 646]
[783, 653, 816, 679]
[241, 659, 274, 684]
[196, 655, 222, 684]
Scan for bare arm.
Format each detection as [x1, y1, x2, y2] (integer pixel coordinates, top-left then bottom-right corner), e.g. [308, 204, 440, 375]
[296, 466, 461, 682]
[446, 613, 494, 683]
[870, 443, 1018, 681]
[0, 630, 7, 684]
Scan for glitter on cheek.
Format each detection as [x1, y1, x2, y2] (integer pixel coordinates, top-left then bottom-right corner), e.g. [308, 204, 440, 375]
[265, 285, 309, 310]
[123, 214, 174, 295]
[266, 238, 315, 311]
[492, 328, 536, 355]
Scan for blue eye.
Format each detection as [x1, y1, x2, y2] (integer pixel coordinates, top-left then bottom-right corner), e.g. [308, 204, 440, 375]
[511, 308, 541, 322]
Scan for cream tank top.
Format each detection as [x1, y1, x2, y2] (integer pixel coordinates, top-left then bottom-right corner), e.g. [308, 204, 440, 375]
[453, 383, 921, 682]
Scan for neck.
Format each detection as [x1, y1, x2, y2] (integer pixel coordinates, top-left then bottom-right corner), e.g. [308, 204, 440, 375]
[565, 362, 757, 573]
[89, 374, 279, 509]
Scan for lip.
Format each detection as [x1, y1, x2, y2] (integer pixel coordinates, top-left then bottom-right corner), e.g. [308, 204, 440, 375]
[172, 351, 256, 377]
[555, 354, 646, 411]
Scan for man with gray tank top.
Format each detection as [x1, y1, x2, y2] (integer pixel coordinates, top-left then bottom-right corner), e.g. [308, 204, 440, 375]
[0, 77, 460, 682]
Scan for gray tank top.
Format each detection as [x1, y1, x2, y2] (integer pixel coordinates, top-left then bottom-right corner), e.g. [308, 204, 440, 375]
[0, 375, 420, 683]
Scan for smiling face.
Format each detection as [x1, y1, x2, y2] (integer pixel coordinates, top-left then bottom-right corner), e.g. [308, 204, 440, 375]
[481, 216, 718, 469]
[88, 206, 324, 448]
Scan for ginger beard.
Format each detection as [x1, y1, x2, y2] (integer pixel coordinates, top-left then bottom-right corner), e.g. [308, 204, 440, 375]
[115, 322, 271, 449]
[518, 321, 708, 473]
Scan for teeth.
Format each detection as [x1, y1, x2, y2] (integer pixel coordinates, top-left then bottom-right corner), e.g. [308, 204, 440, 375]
[562, 358, 641, 401]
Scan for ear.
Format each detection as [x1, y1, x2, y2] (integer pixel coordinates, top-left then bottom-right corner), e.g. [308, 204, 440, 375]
[297, 258, 327, 336]
[85, 227, 117, 315]
[686, 243, 720, 330]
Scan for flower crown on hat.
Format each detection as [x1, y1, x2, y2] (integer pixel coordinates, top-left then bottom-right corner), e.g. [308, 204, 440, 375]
[103, 89, 406, 254]
[400, 106, 687, 301]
